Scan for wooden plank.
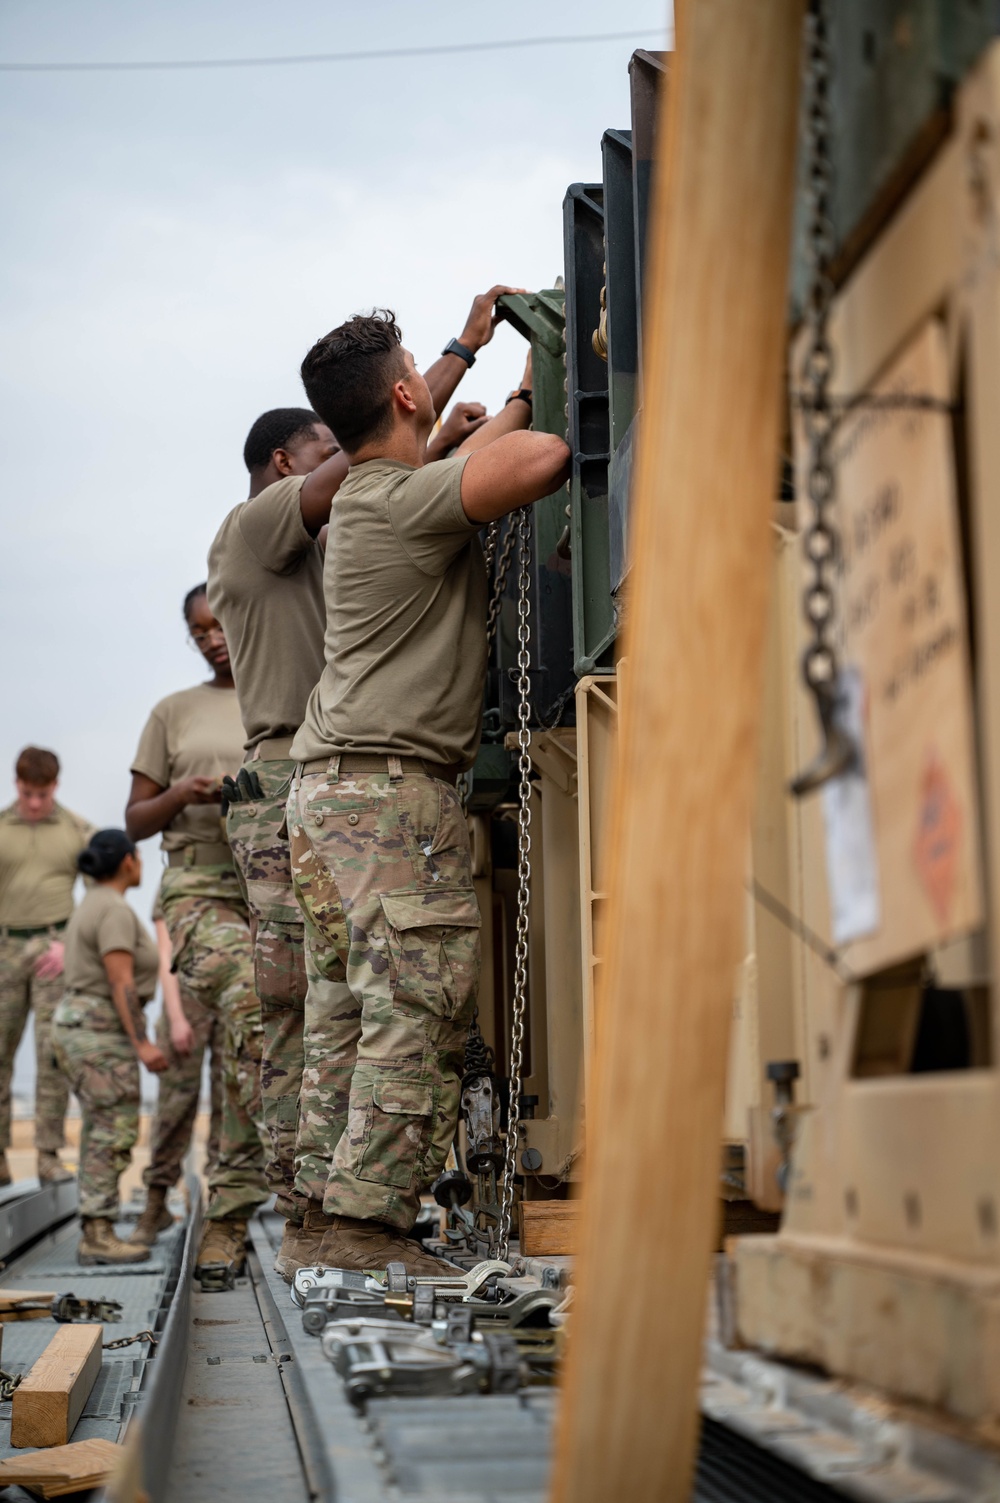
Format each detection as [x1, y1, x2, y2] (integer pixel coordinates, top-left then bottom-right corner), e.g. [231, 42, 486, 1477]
[548, 3, 806, 1501]
[519, 1200, 580, 1256]
[0, 1290, 56, 1324]
[11, 1323, 103, 1449]
[732, 1232, 1000, 1425]
[0, 1437, 122, 1497]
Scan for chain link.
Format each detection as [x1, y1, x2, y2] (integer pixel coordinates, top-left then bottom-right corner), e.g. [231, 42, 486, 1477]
[0, 1369, 21, 1403]
[486, 517, 517, 655]
[498, 507, 533, 1259]
[799, 0, 839, 704]
[103, 1328, 158, 1351]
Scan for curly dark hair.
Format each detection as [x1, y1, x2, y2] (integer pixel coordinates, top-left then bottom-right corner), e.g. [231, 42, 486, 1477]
[300, 310, 406, 451]
[242, 407, 322, 474]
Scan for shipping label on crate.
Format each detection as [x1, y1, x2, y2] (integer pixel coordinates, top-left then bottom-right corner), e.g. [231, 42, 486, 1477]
[797, 316, 983, 975]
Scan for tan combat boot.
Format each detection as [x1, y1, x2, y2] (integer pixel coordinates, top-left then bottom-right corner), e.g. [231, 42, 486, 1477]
[78, 1218, 151, 1266]
[315, 1214, 453, 1275]
[0, 1152, 11, 1188]
[37, 1151, 74, 1185]
[194, 1218, 248, 1290]
[130, 1185, 174, 1246]
[273, 1205, 330, 1283]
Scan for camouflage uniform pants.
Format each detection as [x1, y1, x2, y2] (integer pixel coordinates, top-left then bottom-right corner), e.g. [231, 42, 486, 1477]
[142, 995, 223, 1194]
[0, 931, 70, 1153]
[51, 993, 139, 1220]
[157, 865, 268, 1222]
[288, 762, 481, 1232]
[225, 763, 347, 1220]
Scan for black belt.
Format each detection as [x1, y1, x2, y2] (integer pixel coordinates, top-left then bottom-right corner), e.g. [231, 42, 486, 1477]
[1, 919, 68, 940]
[299, 754, 460, 787]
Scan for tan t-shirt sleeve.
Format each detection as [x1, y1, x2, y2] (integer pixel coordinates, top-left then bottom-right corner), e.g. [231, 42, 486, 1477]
[95, 904, 138, 956]
[388, 456, 478, 575]
[237, 477, 312, 575]
[131, 709, 171, 789]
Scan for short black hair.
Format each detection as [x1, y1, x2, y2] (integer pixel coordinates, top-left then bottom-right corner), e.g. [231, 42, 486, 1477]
[243, 407, 322, 473]
[183, 583, 207, 624]
[300, 310, 406, 451]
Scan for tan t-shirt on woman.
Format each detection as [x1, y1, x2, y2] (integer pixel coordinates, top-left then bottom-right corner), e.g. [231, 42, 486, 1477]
[64, 885, 159, 1001]
[130, 684, 245, 852]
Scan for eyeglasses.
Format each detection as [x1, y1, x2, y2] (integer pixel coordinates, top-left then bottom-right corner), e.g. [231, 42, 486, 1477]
[188, 626, 226, 649]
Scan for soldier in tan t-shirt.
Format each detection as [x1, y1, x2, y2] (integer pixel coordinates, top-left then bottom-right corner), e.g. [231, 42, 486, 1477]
[126, 584, 267, 1286]
[0, 745, 94, 1187]
[207, 287, 511, 1281]
[286, 308, 569, 1274]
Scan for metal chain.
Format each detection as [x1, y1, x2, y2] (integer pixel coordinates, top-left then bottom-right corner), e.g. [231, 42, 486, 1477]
[0, 1369, 21, 1403]
[498, 506, 533, 1259]
[791, 0, 855, 796]
[486, 517, 517, 655]
[799, 0, 838, 706]
[483, 518, 501, 577]
[103, 1328, 158, 1351]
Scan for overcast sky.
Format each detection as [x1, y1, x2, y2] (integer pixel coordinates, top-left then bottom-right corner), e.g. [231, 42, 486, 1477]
[0, 1, 670, 1092]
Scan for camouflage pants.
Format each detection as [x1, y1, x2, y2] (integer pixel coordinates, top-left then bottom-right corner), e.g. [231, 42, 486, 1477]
[142, 996, 223, 1194]
[156, 865, 268, 1222]
[0, 931, 70, 1153]
[52, 994, 139, 1220]
[227, 758, 313, 1224]
[288, 763, 481, 1231]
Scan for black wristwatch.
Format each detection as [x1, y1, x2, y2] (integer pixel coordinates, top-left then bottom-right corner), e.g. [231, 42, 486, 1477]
[505, 387, 533, 409]
[442, 337, 476, 368]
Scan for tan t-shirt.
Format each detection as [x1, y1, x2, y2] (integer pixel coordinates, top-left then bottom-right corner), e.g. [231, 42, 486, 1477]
[207, 477, 326, 751]
[131, 684, 244, 852]
[0, 803, 94, 927]
[290, 456, 487, 769]
[64, 885, 159, 1001]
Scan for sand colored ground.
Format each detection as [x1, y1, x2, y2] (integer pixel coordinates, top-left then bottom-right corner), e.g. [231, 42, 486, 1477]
[7, 1111, 211, 1205]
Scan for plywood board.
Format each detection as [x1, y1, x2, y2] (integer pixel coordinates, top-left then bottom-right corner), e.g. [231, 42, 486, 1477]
[795, 317, 983, 975]
[0, 1437, 122, 1497]
[11, 1323, 103, 1449]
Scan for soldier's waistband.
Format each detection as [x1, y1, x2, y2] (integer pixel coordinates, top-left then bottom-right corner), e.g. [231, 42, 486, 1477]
[0, 919, 68, 940]
[165, 843, 235, 869]
[298, 754, 459, 787]
[248, 735, 297, 762]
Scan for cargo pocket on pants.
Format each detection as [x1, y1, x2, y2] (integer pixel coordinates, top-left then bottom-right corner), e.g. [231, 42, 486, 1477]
[356, 1078, 434, 1188]
[379, 888, 482, 1021]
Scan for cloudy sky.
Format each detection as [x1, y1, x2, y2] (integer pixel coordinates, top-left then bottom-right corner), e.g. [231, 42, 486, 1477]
[0, 1, 670, 1090]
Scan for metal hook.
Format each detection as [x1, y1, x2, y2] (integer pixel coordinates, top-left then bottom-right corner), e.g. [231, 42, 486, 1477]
[789, 680, 856, 797]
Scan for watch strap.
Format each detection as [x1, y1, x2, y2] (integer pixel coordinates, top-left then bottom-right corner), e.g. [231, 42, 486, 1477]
[442, 338, 476, 368]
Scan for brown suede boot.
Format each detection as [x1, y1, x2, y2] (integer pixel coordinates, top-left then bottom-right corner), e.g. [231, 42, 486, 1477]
[315, 1214, 452, 1275]
[79, 1217, 151, 1266]
[130, 1185, 174, 1246]
[38, 1151, 74, 1185]
[194, 1218, 248, 1289]
[0, 1152, 11, 1188]
[273, 1205, 330, 1283]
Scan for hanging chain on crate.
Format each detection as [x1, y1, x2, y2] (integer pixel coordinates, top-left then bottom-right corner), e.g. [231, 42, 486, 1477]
[486, 516, 518, 655]
[790, 0, 856, 797]
[498, 506, 533, 1260]
[0, 1369, 21, 1403]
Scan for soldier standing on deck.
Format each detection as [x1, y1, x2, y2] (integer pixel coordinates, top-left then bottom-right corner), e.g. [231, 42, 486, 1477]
[208, 284, 514, 1280]
[286, 308, 569, 1273]
[126, 585, 268, 1285]
[0, 747, 93, 1187]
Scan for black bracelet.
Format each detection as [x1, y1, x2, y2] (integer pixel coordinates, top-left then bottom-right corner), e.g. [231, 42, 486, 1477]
[505, 387, 533, 409]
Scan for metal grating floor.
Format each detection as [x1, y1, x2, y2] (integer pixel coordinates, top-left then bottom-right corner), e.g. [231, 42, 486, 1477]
[0, 1204, 186, 1469]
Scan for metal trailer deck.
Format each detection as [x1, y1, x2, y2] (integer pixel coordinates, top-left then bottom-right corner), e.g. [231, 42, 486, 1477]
[0, 1186, 994, 1503]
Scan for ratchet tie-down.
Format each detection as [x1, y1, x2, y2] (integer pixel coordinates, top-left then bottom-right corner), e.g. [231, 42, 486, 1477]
[291, 1259, 569, 1404]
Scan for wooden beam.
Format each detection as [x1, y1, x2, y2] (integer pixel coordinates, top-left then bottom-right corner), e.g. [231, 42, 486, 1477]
[519, 1200, 580, 1256]
[548, 3, 805, 1500]
[11, 1324, 103, 1449]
